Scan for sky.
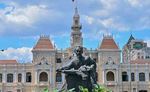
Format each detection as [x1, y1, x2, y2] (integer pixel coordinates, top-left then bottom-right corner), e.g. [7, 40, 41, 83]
[0, 0, 149, 62]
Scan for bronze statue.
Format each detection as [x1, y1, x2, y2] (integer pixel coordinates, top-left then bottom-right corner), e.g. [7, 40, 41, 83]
[57, 46, 97, 92]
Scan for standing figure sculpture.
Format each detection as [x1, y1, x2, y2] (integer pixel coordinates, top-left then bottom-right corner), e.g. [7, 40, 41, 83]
[56, 46, 97, 92]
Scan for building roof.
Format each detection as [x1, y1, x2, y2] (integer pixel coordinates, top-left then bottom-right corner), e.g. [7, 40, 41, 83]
[130, 59, 150, 64]
[33, 35, 54, 50]
[0, 60, 18, 65]
[127, 34, 135, 45]
[99, 36, 119, 49]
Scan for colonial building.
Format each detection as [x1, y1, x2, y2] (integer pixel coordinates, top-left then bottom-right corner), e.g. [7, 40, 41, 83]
[0, 7, 150, 92]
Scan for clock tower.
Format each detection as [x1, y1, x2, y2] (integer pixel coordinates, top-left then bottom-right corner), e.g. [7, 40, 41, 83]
[70, 7, 83, 48]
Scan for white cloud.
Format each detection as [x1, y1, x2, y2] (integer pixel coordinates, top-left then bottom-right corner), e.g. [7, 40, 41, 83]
[83, 15, 95, 25]
[0, 2, 62, 27]
[3, 5, 49, 25]
[82, 0, 150, 32]
[100, 0, 118, 10]
[0, 47, 32, 63]
[128, 0, 142, 7]
[127, 0, 149, 7]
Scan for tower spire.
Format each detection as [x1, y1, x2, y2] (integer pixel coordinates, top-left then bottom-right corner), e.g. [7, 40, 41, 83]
[75, 7, 78, 16]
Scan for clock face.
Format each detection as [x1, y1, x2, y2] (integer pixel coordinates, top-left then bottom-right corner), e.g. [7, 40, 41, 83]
[133, 42, 143, 49]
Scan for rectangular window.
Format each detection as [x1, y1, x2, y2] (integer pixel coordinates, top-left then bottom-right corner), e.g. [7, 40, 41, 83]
[0, 74, 2, 83]
[131, 73, 135, 81]
[56, 73, 62, 82]
[56, 58, 61, 63]
[26, 72, 32, 83]
[122, 72, 128, 82]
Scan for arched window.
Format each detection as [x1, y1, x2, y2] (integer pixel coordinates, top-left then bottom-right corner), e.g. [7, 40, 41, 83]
[131, 73, 135, 81]
[0, 73, 2, 83]
[39, 72, 48, 82]
[7, 73, 13, 83]
[122, 72, 128, 81]
[18, 73, 22, 82]
[139, 73, 145, 81]
[26, 72, 32, 82]
[56, 73, 62, 82]
[106, 71, 115, 81]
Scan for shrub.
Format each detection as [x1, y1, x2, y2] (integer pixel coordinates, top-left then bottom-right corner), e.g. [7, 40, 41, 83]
[54, 84, 112, 92]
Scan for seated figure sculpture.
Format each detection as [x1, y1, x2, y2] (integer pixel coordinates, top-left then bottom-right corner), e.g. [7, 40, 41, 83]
[56, 46, 97, 92]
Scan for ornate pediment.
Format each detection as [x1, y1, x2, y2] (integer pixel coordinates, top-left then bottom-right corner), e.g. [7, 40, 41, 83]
[106, 57, 115, 65]
[37, 57, 49, 65]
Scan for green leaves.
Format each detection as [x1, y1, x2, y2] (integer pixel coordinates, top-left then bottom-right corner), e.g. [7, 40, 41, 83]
[79, 86, 89, 92]
[92, 84, 112, 92]
[53, 84, 112, 92]
[43, 88, 49, 92]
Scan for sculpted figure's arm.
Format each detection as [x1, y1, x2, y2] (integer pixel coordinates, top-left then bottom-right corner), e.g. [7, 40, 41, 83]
[61, 61, 74, 70]
[57, 59, 74, 72]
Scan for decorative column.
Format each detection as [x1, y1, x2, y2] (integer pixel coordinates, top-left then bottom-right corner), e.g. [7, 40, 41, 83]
[22, 71, 25, 83]
[128, 70, 131, 82]
[3, 72, 6, 83]
[35, 71, 38, 84]
[50, 66, 52, 85]
[14, 72, 17, 83]
[3, 66, 6, 83]
[145, 65, 149, 82]
[135, 65, 138, 82]
[116, 70, 118, 82]
[103, 70, 105, 84]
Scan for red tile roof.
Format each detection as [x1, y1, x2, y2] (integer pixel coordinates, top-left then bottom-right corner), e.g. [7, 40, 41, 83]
[130, 59, 150, 64]
[99, 36, 119, 49]
[0, 60, 18, 64]
[33, 36, 54, 50]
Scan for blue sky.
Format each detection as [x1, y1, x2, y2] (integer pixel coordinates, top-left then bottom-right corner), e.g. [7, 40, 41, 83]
[0, 0, 149, 62]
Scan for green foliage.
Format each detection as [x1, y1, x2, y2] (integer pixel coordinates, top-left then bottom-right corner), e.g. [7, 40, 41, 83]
[43, 87, 49, 92]
[53, 84, 112, 92]
[79, 86, 89, 92]
[54, 88, 75, 92]
[92, 84, 111, 92]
